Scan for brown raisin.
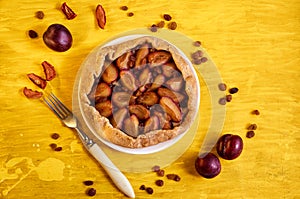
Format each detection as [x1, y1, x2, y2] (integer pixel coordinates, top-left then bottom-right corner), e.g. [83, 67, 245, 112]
[54, 146, 62, 151]
[229, 87, 239, 94]
[28, 30, 38, 38]
[127, 12, 134, 17]
[226, 94, 232, 102]
[193, 41, 201, 47]
[51, 133, 60, 140]
[218, 83, 227, 91]
[247, 124, 257, 130]
[83, 180, 94, 186]
[157, 169, 165, 177]
[163, 14, 172, 21]
[35, 11, 44, 19]
[168, 21, 177, 30]
[120, 6, 128, 11]
[146, 187, 153, 194]
[246, 130, 255, 138]
[155, 179, 164, 186]
[157, 21, 165, 28]
[252, 109, 260, 115]
[139, 185, 146, 190]
[86, 188, 96, 196]
[150, 24, 158, 32]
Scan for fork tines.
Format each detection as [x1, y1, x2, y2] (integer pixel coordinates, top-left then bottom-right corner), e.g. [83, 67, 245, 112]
[43, 93, 71, 119]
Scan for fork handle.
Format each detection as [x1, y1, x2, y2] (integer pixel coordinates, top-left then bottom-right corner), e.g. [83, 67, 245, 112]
[87, 143, 135, 198]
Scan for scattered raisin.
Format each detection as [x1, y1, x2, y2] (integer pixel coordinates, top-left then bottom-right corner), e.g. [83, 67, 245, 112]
[120, 6, 128, 11]
[155, 179, 164, 186]
[35, 11, 44, 19]
[163, 14, 172, 21]
[193, 41, 201, 47]
[246, 130, 255, 138]
[157, 21, 165, 28]
[193, 59, 202, 65]
[226, 94, 232, 102]
[157, 169, 165, 177]
[218, 83, 227, 91]
[229, 87, 239, 94]
[127, 12, 134, 17]
[28, 30, 38, 38]
[166, 174, 176, 180]
[139, 185, 146, 190]
[219, 97, 226, 105]
[86, 188, 96, 196]
[152, 165, 160, 172]
[252, 109, 260, 115]
[49, 143, 57, 149]
[166, 174, 181, 181]
[146, 187, 153, 194]
[168, 21, 177, 30]
[51, 133, 60, 140]
[247, 124, 257, 130]
[191, 50, 203, 60]
[83, 180, 94, 186]
[174, 175, 181, 181]
[150, 24, 158, 32]
[200, 57, 208, 63]
[54, 146, 62, 151]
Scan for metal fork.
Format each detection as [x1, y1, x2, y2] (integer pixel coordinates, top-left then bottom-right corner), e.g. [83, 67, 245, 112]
[43, 92, 135, 198]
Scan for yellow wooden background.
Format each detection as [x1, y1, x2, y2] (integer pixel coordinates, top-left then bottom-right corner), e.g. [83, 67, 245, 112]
[1, 0, 299, 198]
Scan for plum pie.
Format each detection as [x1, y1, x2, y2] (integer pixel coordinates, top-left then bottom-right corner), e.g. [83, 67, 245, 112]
[80, 36, 199, 148]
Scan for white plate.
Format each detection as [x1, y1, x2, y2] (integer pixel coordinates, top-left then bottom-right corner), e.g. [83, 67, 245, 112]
[72, 28, 224, 172]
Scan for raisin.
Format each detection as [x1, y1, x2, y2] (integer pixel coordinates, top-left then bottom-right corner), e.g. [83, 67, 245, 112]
[51, 133, 60, 140]
[200, 57, 208, 63]
[252, 109, 260, 115]
[163, 14, 172, 21]
[150, 24, 158, 32]
[157, 169, 165, 177]
[155, 179, 164, 186]
[127, 12, 134, 17]
[152, 165, 160, 172]
[219, 97, 226, 105]
[86, 188, 96, 196]
[226, 94, 232, 102]
[35, 11, 44, 19]
[168, 21, 177, 30]
[139, 185, 146, 190]
[247, 124, 257, 130]
[28, 30, 38, 38]
[193, 41, 201, 47]
[146, 187, 153, 194]
[120, 6, 128, 11]
[246, 130, 255, 138]
[157, 21, 165, 28]
[83, 180, 94, 186]
[218, 83, 227, 91]
[229, 87, 239, 94]
[49, 143, 57, 149]
[54, 146, 62, 151]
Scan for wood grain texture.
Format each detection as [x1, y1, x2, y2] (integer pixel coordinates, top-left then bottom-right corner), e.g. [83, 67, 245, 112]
[0, 0, 299, 198]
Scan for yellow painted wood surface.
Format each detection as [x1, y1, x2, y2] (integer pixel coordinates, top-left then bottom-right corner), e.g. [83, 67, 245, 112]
[0, 0, 299, 198]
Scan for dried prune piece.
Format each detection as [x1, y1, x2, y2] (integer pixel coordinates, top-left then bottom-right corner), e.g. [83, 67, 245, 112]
[95, 4, 106, 29]
[61, 2, 77, 20]
[27, 73, 47, 89]
[41, 61, 56, 81]
[23, 87, 43, 99]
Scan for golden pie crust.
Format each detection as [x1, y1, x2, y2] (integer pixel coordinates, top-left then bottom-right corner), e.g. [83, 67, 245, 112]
[79, 36, 199, 148]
